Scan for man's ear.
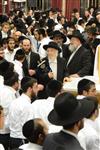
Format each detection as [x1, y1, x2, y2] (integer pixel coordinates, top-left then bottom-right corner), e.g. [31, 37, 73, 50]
[83, 90, 88, 96]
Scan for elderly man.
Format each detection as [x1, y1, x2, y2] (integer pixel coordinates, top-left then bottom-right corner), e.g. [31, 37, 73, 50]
[64, 30, 92, 82]
[37, 41, 68, 86]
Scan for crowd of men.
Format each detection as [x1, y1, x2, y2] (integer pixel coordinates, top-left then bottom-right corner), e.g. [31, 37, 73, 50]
[0, 6, 100, 150]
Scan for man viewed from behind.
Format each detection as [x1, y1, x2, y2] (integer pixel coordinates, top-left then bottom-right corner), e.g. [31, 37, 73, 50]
[19, 118, 48, 150]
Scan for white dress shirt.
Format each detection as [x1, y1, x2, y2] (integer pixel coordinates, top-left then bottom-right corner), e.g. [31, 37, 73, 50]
[62, 129, 78, 140]
[8, 94, 34, 139]
[4, 48, 17, 62]
[32, 97, 55, 125]
[19, 142, 42, 150]
[78, 119, 100, 150]
[32, 97, 62, 133]
[0, 144, 5, 150]
[49, 59, 57, 80]
[0, 85, 16, 134]
[0, 75, 4, 86]
[13, 60, 23, 80]
[39, 37, 51, 59]
[95, 109, 100, 134]
[1, 30, 8, 39]
[76, 95, 85, 100]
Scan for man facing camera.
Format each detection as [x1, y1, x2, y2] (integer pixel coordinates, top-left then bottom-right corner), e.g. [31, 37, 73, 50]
[37, 41, 68, 86]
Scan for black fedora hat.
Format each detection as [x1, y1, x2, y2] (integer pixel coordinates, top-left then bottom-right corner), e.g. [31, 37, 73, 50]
[43, 41, 61, 53]
[69, 30, 85, 43]
[46, 19, 57, 28]
[48, 92, 95, 126]
[50, 30, 67, 43]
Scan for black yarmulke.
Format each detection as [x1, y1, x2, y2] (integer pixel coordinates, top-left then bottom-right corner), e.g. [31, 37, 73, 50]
[22, 120, 34, 138]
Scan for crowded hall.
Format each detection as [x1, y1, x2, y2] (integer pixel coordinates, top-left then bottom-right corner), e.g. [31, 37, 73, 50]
[0, 0, 100, 149]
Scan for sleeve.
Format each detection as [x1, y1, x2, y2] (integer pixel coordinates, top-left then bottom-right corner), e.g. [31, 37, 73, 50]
[77, 49, 92, 77]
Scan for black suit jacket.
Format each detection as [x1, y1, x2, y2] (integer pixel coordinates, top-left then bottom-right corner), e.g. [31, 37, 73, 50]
[43, 131, 84, 150]
[67, 46, 92, 77]
[37, 56, 68, 85]
[23, 51, 40, 78]
[62, 44, 71, 62]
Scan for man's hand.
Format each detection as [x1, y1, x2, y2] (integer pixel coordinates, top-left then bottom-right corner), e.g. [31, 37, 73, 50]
[63, 77, 72, 83]
[48, 72, 54, 79]
[69, 74, 80, 78]
[28, 69, 36, 76]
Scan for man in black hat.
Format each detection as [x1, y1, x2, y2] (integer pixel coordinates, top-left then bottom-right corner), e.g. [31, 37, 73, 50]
[32, 79, 63, 132]
[43, 92, 95, 150]
[37, 41, 68, 86]
[64, 30, 92, 81]
[50, 30, 71, 61]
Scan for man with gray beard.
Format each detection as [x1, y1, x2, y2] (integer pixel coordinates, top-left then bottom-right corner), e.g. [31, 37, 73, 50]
[64, 30, 92, 82]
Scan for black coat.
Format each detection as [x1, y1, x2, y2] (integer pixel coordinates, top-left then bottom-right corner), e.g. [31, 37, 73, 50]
[37, 56, 68, 85]
[22, 51, 40, 78]
[43, 131, 84, 150]
[67, 46, 92, 77]
[62, 44, 71, 62]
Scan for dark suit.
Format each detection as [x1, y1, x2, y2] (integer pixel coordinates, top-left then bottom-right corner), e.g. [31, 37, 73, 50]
[22, 51, 40, 78]
[62, 44, 71, 62]
[37, 56, 68, 85]
[43, 131, 84, 150]
[67, 46, 92, 77]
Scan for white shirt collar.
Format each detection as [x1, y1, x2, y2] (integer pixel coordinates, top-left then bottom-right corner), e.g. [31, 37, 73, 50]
[21, 93, 31, 103]
[47, 96, 55, 101]
[14, 59, 22, 67]
[49, 59, 57, 63]
[5, 85, 16, 94]
[76, 95, 85, 100]
[62, 129, 78, 140]
[20, 142, 42, 149]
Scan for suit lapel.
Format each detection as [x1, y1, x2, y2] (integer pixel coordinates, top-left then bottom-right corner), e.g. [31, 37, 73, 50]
[67, 47, 81, 66]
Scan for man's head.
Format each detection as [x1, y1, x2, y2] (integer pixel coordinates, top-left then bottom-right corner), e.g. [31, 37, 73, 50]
[46, 79, 62, 97]
[22, 118, 48, 145]
[57, 16, 65, 25]
[22, 38, 31, 54]
[0, 105, 4, 129]
[21, 76, 38, 98]
[0, 47, 4, 60]
[77, 79, 96, 97]
[69, 30, 84, 52]
[96, 9, 100, 22]
[86, 96, 99, 120]
[14, 49, 25, 62]
[34, 29, 40, 41]
[4, 72, 19, 91]
[38, 28, 46, 40]
[7, 37, 15, 51]
[2, 22, 10, 33]
[43, 41, 61, 60]
[48, 92, 95, 133]
[13, 31, 22, 42]
[50, 30, 66, 46]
